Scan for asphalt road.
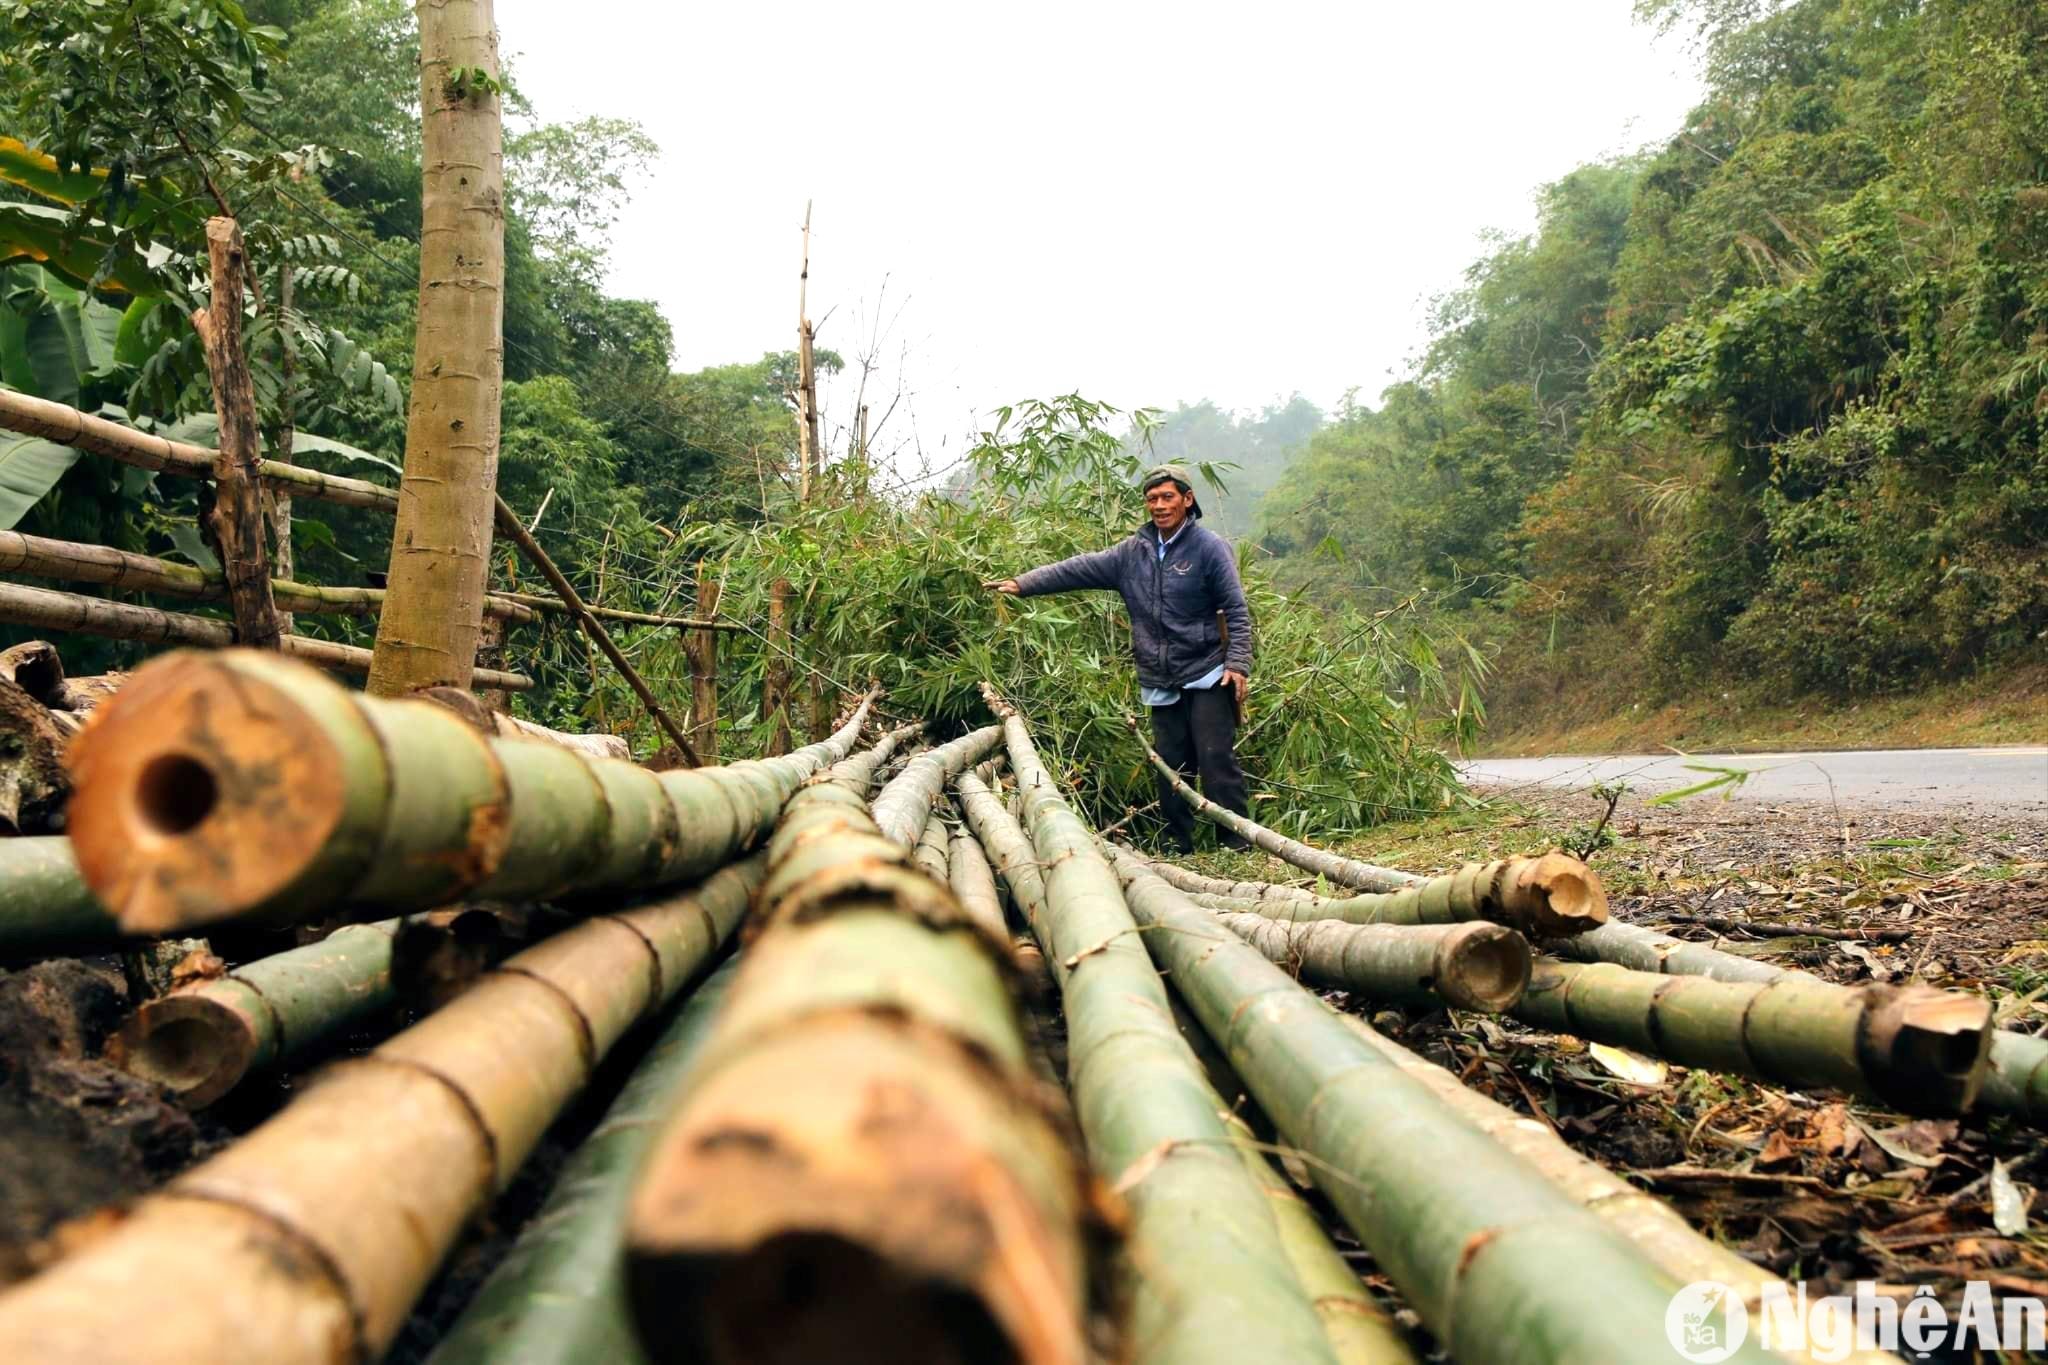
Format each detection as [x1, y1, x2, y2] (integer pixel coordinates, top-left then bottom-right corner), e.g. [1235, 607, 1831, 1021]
[1458, 747, 2048, 813]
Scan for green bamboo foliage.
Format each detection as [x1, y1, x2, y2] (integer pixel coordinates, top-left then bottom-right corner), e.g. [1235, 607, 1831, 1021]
[0, 836, 119, 956]
[109, 917, 404, 1107]
[1112, 856, 1773, 1365]
[868, 722, 1002, 846]
[1218, 913, 1531, 1013]
[427, 961, 741, 1365]
[0, 860, 764, 1365]
[991, 705, 1352, 1365]
[64, 649, 871, 933]
[1512, 958, 1991, 1115]
[624, 771, 1092, 1365]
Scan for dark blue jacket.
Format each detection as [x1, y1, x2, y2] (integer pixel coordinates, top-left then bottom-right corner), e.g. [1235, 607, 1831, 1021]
[1014, 520, 1253, 690]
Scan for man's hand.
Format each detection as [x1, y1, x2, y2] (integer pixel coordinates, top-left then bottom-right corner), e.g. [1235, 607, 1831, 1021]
[1222, 669, 1248, 702]
[983, 578, 1020, 595]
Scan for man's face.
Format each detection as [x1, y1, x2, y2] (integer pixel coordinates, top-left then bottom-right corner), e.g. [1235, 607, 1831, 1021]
[1145, 481, 1194, 534]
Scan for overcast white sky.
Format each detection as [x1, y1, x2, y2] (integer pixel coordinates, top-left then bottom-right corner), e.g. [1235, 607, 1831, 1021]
[494, 0, 1703, 465]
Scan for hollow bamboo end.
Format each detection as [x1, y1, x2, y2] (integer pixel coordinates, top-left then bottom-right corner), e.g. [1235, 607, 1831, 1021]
[1868, 987, 1994, 1114]
[66, 651, 358, 933]
[108, 993, 261, 1109]
[1503, 853, 1609, 936]
[1437, 923, 1534, 1013]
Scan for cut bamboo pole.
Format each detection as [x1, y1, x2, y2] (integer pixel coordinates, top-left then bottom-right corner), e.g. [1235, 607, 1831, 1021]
[625, 769, 1092, 1365]
[823, 721, 922, 798]
[948, 815, 1008, 942]
[989, 699, 1354, 1365]
[0, 836, 122, 957]
[1110, 844, 1336, 904]
[109, 918, 408, 1107]
[0, 859, 764, 1365]
[0, 581, 532, 690]
[869, 723, 1003, 847]
[912, 805, 951, 883]
[0, 387, 400, 513]
[426, 959, 740, 1365]
[1132, 733, 1429, 893]
[65, 649, 870, 932]
[496, 589, 740, 631]
[1981, 1031, 2048, 1123]
[1108, 853, 1772, 1364]
[1507, 957, 1990, 1115]
[1218, 914, 1530, 1013]
[0, 529, 540, 622]
[417, 684, 629, 760]
[1337, 1017, 1888, 1365]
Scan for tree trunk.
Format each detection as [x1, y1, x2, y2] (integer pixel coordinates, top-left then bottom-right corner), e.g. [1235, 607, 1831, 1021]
[196, 218, 280, 652]
[761, 578, 791, 756]
[0, 858, 763, 1365]
[686, 565, 721, 761]
[367, 0, 506, 695]
[65, 650, 870, 934]
[1216, 912, 1530, 1013]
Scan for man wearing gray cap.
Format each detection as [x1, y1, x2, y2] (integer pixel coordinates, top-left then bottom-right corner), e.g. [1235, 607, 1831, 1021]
[984, 464, 1252, 853]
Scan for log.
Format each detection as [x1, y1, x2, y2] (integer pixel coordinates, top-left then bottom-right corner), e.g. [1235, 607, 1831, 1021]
[0, 639, 66, 705]
[1508, 958, 1990, 1115]
[196, 218, 281, 652]
[427, 959, 741, 1365]
[989, 704, 1359, 1365]
[0, 675, 69, 834]
[1131, 733, 1427, 893]
[0, 387, 400, 513]
[625, 773, 1090, 1364]
[416, 685, 630, 760]
[0, 859, 763, 1365]
[1215, 912, 1531, 1013]
[0, 837, 122, 958]
[0, 528, 540, 623]
[65, 649, 871, 933]
[1109, 853, 1774, 1364]
[868, 723, 1002, 847]
[0, 581, 532, 690]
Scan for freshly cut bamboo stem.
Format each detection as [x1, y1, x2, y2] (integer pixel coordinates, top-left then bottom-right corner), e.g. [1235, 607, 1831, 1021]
[0, 581, 532, 689]
[0, 836, 122, 956]
[1517, 958, 1990, 1114]
[1556, 919, 1787, 984]
[427, 960, 741, 1365]
[66, 650, 870, 932]
[1131, 734, 1430, 894]
[417, 684, 629, 760]
[496, 588, 740, 630]
[1110, 855, 1770, 1364]
[911, 806, 951, 880]
[1982, 1030, 2048, 1123]
[991, 702, 1352, 1365]
[0, 859, 763, 1365]
[626, 771, 1090, 1365]
[948, 816, 1008, 942]
[1337, 1017, 1885, 1365]
[868, 723, 1003, 847]
[1219, 914, 1530, 1013]
[1111, 844, 1336, 904]
[109, 918, 405, 1107]
[823, 722, 922, 798]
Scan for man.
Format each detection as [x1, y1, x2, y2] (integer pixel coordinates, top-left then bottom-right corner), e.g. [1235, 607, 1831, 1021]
[985, 464, 1252, 854]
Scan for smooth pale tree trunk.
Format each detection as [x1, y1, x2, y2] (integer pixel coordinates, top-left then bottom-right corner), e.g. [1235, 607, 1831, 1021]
[367, 0, 505, 696]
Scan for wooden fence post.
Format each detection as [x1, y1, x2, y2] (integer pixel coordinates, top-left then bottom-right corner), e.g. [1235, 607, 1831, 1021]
[762, 578, 791, 757]
[686, 565, 720, 762]
[195, 217, 281, 651]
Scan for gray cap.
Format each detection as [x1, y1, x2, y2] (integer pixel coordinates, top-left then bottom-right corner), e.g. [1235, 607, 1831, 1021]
[1140, 463, 1202, 519]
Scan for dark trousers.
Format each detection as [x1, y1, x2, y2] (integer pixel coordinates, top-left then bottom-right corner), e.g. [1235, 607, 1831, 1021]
[1150, 686, 1250, 853]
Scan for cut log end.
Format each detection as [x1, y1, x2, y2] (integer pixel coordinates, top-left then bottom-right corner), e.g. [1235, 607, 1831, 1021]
[1498, 853, 1609, 936]
[1866, 986, 1994, 1114]
[65, 652, 357, 934]
[107, 993, 261, 1109]
[1434, 922, 1533, 1013]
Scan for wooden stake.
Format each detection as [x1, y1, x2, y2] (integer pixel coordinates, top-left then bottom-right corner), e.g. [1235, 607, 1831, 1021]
[794, 201, 821, 500]
[491, 495, 700, 766]
[195, 218, 280, 652]
[761, 578, 792, 757]
[268, 261, 296, 635]
[686, 565, 720, 762]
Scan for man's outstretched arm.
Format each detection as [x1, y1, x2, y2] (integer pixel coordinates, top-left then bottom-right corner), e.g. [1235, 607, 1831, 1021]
[984, 545, 1123, 598]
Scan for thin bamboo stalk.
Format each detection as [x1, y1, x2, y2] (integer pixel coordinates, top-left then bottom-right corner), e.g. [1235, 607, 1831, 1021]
[0, 387, 400, 513]
[0, 836, 121, 956]
[1132, 734, 1431, 893]
[425, 959, 741, 1365]
[625, 769, 1091, 1364]
[869, 724, 1004, 847]
[0, 581, 532, 689]
[823, 721, 923, 798]
[0, 528, 540, 622]
[948, 815, 1008, 942]
[497, 589, 741, 631]
[416, 685, 629, 760]
[1508, 957, 1991, 1115]
[1218, 913, 1531, 1013]
[912, 805, 951, 883]
[0, 859, 764, 1365]
[1110, 844, 1336, 904]
[65, 649, 870, 933]
[109, 918, 407, 1107]
[1111, 854, 1773, 1364]
[989, 700, 1353, 1365]
[1337, 1017, 1890, 1365]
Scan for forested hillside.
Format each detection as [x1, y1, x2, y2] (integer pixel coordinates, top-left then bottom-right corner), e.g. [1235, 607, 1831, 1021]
[1257, 0, 2048, 736]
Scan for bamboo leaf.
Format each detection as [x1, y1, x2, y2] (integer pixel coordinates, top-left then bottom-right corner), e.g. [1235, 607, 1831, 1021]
[292, 431, 400, 474]
[0, 433, 84, 530]
[164, 521, 222, 573]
